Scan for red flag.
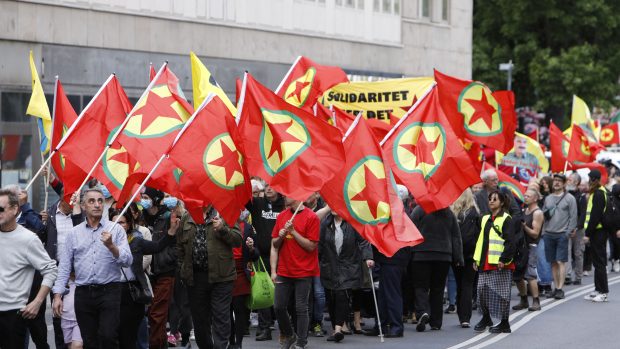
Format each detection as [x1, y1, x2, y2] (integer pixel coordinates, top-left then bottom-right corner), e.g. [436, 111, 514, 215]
[168, 95, 252, 226]
[366, 118, 393, 142]
[382, 86, 481, 213]
[526, 128, 539, 142]
[549, 122, 606, 182]
[600, 123, 620, 146]
[320, 116, 423, 257]
[149, 64, 156, 82]
[484, 162, 526, 202]
[117, 65, 193, 169]
[568, 125, 605, 163]
[332, 106, 356, 135]
[237, 73, 345, 201]
[58, 76, 135, 201]
[315, 103, 334, 124]
[434, 70, 516, 154]
[275, 56, 348, 111]
[51, 80, 88, 202]
[235, 78, 242, 107]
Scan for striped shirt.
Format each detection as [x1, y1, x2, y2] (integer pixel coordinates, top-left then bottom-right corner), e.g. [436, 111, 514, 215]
[52, 218, 132, 295]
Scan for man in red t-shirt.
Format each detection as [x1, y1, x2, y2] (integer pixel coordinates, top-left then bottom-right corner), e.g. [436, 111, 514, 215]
[271, 196, 320, 349]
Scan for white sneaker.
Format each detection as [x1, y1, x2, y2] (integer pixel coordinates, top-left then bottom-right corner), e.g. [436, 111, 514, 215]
[591, 293, 608, 302]
[190, 329, 195, 341]
[584, 291, 599, 300]
[583, 270, 590, 276]
[613, 260, 620, 273]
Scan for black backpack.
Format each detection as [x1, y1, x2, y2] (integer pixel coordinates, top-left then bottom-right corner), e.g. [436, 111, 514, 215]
[602, 189, 620, 231]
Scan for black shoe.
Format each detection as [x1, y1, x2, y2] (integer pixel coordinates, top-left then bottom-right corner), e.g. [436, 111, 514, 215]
[255, 330, 272, 341]
[416, 313, 429, 332]
[573, 280, 582, 285]
[353, 329, 366, 335]
[430, 326, 440, 330]
[474, 316, 493, 333]
[512, 296, 529, 310]
[565, 279, 573, 285]
[384, 332, 403, 338]
[363, 328, 380, 336]
[546, 288, 557, 298]
[554, 288, 565, 299]
[327, 331, 344, 342]
[341, 330, 352, 335]
[489, 320, 511, 333]
[444, 304, 456, 314]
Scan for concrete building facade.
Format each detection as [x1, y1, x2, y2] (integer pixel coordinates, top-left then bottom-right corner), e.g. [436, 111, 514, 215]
[0, 0, 472, 208]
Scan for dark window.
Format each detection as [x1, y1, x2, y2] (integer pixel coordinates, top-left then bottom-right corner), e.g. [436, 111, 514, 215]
[1, 92, 31, 122]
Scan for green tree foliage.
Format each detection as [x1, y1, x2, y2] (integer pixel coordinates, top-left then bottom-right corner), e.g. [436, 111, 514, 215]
[473, 0, 620, 119]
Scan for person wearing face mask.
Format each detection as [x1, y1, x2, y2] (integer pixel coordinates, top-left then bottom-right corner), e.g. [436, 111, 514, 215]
[139, 187, 178, 349]
[99, 184, 116, 220]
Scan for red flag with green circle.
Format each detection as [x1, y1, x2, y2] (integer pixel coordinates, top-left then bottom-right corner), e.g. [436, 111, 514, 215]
[434, 70, 516, 154]
[568, 124, 605, 163]
[382, 86, 480, 213]
[237, 73, 345, 201]
[51, 80, 88, 203]
[600, 123, 620, 146]
[319, 116, 423, 257]
[276, 56, 348, 111]
[168, 95, 252, 226]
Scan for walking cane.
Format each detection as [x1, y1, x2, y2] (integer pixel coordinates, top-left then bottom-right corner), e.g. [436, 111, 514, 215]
[368, 268, 384, 343]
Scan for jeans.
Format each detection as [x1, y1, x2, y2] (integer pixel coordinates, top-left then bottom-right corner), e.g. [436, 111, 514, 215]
[537, 238, 553, 286]
[454, 259, 476, 323]
[187, 271, 234, 349]
[74, 283, 122, 349]
[135, 316, 148, 349]
[591, 230, 609, 294]
[566, 228, 585, 281]
[119, 283, 146, 349]
[446, 267, 457, 306]
[148, 276, 175, 348]
[274, 276, 312, 347]
[0, 309, 27, 348]
[412, 261, 450, 329]
[311, 276, 326, 327]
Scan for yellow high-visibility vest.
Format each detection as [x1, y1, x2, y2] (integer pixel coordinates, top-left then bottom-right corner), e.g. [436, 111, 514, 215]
[474, 212, 510, 265]
[585, 186, 607, 230]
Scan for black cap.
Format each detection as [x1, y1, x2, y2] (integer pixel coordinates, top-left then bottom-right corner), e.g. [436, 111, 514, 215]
[143, 187, 164, 204]
[588, 169, 602, 181]
[553, 173, 567, 182]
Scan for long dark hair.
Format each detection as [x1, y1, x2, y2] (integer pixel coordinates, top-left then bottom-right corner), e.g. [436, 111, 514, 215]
[488, 190, 509, 213]
[109, 208, 135, 233]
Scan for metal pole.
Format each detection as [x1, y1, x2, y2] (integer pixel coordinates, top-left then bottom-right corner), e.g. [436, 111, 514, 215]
[368, 268, 384, 343]
[507, 59, 513, 91]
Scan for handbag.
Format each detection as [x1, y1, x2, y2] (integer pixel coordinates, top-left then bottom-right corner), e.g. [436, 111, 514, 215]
[120, 268, 153, 304]
[542, 192, 567, 220]
[246, 257, 275, 310]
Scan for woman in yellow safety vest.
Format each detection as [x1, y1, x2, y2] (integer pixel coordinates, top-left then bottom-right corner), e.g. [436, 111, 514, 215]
[472, 190, 516, 334]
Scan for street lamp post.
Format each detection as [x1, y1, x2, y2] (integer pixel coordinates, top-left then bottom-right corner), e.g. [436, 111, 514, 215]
[499, 60, 514, 91]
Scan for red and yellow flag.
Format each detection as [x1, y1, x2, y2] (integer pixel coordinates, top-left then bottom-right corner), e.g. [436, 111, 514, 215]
[237, 73, 345, 201]
[276, 56, 348, 111]
[567, 124, 605, 163]
[549, 122, 607, 183]
[600, 123, 619, 146]
[434, 70, 516, 154]
[382, 85, 481, 213]
[168, 95, 252, 226]
[51, 80, 88, 202]
[320, 116, 423, 257]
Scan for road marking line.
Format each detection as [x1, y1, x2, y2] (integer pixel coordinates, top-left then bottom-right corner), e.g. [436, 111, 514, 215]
[467, 276, 620, 349]
[446, 274, 620, 349]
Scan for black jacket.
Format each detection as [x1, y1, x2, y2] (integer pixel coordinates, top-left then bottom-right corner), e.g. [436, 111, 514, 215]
[585, 187, 607, 237]
[456, 207, 481, 261]
[409, 206, 464, 265]
[42, 200, 84, 261]
[569, 189, 587, 229]
[246, 196, 285, 258]
[144, 206, 177, 277]
[318, 214, 373, 290]
[127, 230, 175, 295]
[239, 222, 261, 281]
[477, 211, 516, 266]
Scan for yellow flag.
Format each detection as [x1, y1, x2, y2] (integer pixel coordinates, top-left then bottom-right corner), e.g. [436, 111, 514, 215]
[571, 95, 600, 141]
[496, 132, 549, 174]
[26, 50, 52, 155]
[190, 52, 236, 115]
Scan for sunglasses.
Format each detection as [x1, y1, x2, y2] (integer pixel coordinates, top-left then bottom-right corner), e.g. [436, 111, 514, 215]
[0, 206, 12, 213]
[488, 197, 499, 202]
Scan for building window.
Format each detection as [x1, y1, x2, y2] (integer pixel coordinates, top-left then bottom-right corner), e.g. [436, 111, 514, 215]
[1, 92, 30, 122]
[421, 0, 430, 18]
[442, 0, 449, 21]
[394, 0, 399, 14]
[373, 0, 380, 11]
[373, 0, 399, 14]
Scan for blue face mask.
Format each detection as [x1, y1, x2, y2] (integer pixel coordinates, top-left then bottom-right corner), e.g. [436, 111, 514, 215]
[163, 197, 178, 209]
[140, 198, 152, 210]
[100, 186, 112, 199]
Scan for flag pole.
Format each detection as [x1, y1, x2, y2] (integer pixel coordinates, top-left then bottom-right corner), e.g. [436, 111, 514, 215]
[111, 93, 216, 230]
[274, 55, 302, 94]
[563, 161, 569, 173]
[235, 72, 248, 125]
[368, 269, 384, 343]
[380, 83, 436, 146]
[26, 76, 59, 191]
[69, 64, 169, 204]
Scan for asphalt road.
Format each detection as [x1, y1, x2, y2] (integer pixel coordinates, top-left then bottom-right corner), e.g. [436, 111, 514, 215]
[32, 272, 620, 348]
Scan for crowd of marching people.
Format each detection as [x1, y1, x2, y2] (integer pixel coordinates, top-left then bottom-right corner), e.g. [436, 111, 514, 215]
[1, 163, 620, 349]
